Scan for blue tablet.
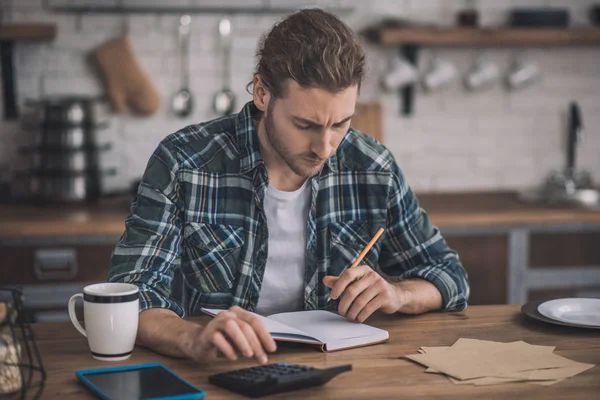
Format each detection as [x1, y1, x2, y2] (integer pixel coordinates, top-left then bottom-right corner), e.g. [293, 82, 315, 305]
[76, 362, 205, 400]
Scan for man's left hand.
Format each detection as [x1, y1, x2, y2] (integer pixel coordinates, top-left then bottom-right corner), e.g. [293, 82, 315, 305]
[323, 265, 403, 323]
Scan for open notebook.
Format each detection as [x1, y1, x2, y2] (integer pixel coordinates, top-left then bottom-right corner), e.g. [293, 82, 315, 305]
[201, 308, 389, 352]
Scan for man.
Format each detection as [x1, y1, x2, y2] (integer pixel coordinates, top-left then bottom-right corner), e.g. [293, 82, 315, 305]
[109, 9, 469, 366]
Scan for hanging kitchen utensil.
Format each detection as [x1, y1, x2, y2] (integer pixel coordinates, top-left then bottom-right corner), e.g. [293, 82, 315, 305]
[213, 18, 236, 116]
[172, 15, 194, 118]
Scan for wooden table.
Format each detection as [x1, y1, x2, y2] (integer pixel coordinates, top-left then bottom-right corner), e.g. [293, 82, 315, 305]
[33, 305, 599, 399]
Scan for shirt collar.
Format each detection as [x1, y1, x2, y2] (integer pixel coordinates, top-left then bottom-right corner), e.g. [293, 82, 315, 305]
[235, 101, 263, 173]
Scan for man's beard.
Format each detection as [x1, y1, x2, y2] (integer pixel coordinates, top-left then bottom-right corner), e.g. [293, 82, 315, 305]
[263, 103, 326, 178]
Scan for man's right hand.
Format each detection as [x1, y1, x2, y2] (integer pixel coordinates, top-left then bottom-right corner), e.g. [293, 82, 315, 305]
[137, 306, 277, 364]
[188, 306, 277, 364]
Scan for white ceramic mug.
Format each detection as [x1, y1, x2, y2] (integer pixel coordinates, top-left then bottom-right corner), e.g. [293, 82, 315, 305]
[464, 57, 500, 91]
[68, 282, 139, 361]
[422, 57, 457, 91]
[506, 56, 540, 90]
[381, 57, 420, 91]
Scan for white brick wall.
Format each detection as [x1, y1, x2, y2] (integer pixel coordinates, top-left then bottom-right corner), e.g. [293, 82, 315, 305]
[1, 0, 599, 194]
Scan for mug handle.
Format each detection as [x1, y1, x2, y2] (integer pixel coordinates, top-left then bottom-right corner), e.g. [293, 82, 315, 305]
[68, 293, 87, 337]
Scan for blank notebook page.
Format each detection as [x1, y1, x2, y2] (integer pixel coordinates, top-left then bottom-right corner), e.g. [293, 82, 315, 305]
[268, 310, 384, 343]
[251, 313, 317, 340]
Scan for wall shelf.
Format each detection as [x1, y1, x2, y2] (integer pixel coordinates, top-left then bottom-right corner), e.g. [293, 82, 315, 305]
[0, 24, 57, 121]
[365, 26, 600, 116]
[0, 23, 57, 41]
[375, 27, 600, 46]
[46, 5, 353, 16]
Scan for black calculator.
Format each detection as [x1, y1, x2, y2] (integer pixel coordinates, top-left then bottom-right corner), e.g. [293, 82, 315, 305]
[208, 362, 352, 398]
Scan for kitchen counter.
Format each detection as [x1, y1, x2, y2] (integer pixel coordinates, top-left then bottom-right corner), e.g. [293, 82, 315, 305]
[418, 191, 600, 228]
[0, 198, 131, 238]
[1, 191, 600, 238]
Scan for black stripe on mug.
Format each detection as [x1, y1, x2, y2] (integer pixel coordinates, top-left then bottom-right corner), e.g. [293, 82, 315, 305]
[84, 293, 138, 303]
[91, 351, 132, 358]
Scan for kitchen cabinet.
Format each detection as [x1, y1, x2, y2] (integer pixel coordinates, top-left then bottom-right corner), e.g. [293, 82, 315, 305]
[0, 241, 118, 323]
[527, 232, 600, 301]
[0, 244, 114, 285]
[444, 234, 508, 305]
[1, 191, 600, 321]
[418, 192, 600, 306]
[445, 231, 600, 306]
[530, 232, 600, 267]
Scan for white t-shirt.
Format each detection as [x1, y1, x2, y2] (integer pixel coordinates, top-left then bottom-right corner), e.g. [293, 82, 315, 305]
[255, 180, 311, 315]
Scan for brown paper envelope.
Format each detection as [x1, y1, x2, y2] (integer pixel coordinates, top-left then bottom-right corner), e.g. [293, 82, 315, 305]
[449, 338, 555, 354]
[529, 364, 595, 380]
[420, 347, 450, 373]
[412, 349, 579, 387]
[505, 340, 556, 353]
[449, 376, 525, 386]
[407, 345, 579, 380]
[405, 353, 437, 368]
[449, 377, 563, 386]
[422, 342, 555, 355]
[473, 377, 527, 386]
[420, 346, 450, 353]
[498, 364, 595, 381]
[416, 342, 584, 386]
[531, 379, 563, 386]
[421, 342, 555, 354]
[448, 375, 565, 386]
[417, 342, 556, 377]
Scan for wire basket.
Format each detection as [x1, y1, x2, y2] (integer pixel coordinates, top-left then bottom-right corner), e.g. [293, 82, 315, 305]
[0, 287, 46, 400]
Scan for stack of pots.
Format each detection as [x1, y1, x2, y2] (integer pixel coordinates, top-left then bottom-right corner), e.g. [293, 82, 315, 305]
[19, 96, 114, 203]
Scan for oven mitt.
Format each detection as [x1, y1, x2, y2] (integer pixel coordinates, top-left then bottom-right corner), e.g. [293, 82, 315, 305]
[91, 35, 160, 115]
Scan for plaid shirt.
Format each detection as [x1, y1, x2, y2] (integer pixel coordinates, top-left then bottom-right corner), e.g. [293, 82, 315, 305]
[109, 101, 469, 317]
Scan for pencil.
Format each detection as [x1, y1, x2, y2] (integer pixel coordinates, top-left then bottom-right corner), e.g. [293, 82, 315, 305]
[327, 227, 385, 302]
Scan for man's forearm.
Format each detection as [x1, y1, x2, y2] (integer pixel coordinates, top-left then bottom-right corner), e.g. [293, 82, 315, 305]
[137, 308, 202, 360]
[393, 279, 443, 314]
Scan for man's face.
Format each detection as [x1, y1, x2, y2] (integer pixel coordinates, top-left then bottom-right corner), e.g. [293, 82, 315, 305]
[262, 81, 358, 178]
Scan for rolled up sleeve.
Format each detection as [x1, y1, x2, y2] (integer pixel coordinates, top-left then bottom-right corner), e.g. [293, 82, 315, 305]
[108, 138, 186, 317]
[379, 164, 470, 311]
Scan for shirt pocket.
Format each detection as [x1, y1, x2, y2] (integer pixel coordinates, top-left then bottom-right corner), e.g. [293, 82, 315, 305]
[182, 222, 245, 293]
[328, 220, 381, 276]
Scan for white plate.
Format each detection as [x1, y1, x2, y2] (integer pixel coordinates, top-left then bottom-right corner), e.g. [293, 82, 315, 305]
[538, 298, 600, 327]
